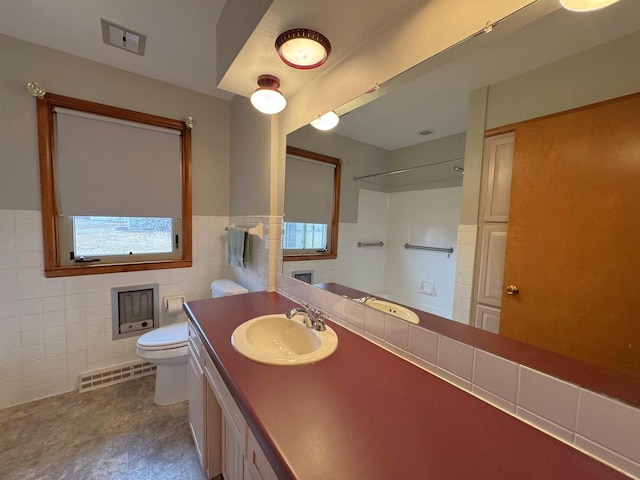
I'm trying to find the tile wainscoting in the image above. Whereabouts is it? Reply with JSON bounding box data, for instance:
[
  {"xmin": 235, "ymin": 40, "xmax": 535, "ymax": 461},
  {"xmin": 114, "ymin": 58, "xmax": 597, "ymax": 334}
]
[
  {"xmin": 276, "ymin": 272, "xmax": 640, "ymax": 479},
  {"xmin": 0, "ymin": 210, "xmax": 232, "ymax": 409}
]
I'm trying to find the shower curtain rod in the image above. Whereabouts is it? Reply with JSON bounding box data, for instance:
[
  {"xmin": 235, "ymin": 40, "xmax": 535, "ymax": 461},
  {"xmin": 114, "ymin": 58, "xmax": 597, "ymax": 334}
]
[{"xmin": 353, "ymin": 157, "xmax": 464, "ymax": 181}]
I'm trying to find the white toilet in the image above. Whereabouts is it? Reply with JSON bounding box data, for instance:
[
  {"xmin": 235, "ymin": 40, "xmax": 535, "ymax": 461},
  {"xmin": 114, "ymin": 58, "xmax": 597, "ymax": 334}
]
[{"xmin": 136, "ymin": 279, "xmax": 248, "ymax": 405}]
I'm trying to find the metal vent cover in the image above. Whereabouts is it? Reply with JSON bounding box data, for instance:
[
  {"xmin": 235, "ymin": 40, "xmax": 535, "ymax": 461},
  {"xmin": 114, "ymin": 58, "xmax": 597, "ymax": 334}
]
[{"xmin": 101, "ymin": 18, "xmax": 147, "ymax": 56}]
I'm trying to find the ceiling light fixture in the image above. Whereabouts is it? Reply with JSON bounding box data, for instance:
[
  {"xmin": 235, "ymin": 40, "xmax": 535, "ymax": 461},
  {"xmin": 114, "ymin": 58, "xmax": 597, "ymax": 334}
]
[
  {"xmin": 418, "ymin": 129, "xmax": 435, "ymax": 136},
  {"xmin": 310, "ymin": 111, "xmax": 339, "ymax": 131},
  {"xmin": 275, "ymin": 29, "xmax": 331, "ymax": 69},
  {"xmin": 559, "ymin": 0, "xmax": 621, "ymax": 11},
  {"xmin": 250, "ymin": 75, "xmax": 286, "ymax": 115}
]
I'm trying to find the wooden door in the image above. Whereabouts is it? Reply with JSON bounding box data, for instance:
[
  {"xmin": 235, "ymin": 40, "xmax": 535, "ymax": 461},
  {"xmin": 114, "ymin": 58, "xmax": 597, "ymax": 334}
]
[{"xmin": 500, "ymin": 93, "xmax": 640, "ymax": 378}]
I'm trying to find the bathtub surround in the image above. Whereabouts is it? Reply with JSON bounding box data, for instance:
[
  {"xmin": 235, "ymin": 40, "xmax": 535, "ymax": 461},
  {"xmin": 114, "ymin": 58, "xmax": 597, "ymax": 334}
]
[
  {"xmin": 276, "ymin": 272, "xmax": 640, "ymax": 478},
  {"xmin": 0, "ymin": 210, "xmax": 233, "ymax": 409},
  {"xmin": 283, "ymin": 187, "xmax": 462, "ymax": 319}
]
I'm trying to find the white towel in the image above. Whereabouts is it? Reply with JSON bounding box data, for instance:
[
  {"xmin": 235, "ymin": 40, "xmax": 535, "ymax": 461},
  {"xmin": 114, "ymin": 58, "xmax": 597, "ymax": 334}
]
[{"xmin": 226, "ymin": 227, "xmax": 247, "ymax": 268}]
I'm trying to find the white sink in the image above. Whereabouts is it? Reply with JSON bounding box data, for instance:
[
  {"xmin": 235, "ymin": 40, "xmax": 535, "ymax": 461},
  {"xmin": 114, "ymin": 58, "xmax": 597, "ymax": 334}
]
[
  {"xmin": 365, "ymin": 299, "xmax": 420, "ymax": 324},
  {"xmin": 231, "ymin": 314, "xmax": 338, "ymax": 366}
]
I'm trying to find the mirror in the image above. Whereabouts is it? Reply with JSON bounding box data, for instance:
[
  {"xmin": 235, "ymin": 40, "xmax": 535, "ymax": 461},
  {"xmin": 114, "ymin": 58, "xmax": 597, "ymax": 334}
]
[{"xmin": 284, "ymin": 0, "xmax": 640, "ymax": 402}]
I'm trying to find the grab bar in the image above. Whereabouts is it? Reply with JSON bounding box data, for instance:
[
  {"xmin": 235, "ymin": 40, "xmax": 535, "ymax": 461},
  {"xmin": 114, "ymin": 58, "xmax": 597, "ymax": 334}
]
[
  {"xmin": 357, "ymin": 241, "xmax": 384, "ymax": 248},
  {"xmin": 404, "ymin": 243, "xmax": 454, "ymax": 255}
]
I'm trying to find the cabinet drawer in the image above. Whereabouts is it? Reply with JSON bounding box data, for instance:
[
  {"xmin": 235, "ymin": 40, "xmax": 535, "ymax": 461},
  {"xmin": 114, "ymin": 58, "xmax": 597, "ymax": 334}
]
[
  {"xmin": 188, "ymin": 320, "xmax": 203, "ymax": 358},
  {"xmin": 245, "ymin": 428, "xmax": 278, "ymax": 480}
]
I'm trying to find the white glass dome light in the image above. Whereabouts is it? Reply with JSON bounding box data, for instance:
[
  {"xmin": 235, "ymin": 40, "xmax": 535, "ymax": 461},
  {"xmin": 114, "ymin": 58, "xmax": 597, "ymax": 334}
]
[
  {"xmin": 559, "ymin": 0, "xmax": 621, "ymax": 12},
  {"xmin": 250, "ymin": 75, "xmax": 287, "ymax": 115},
  {"xmin": 310, "ymin": 111, "xmax": 340, "ymax": 131}
]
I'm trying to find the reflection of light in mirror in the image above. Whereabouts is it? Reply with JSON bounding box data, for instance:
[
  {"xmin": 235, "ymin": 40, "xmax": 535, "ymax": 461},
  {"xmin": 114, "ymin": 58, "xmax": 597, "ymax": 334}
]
[
  {"xmin": 310, "ymin": 111, "xmax": 340, "ymax": 131},
  {"xmin": 560, "ymin": 0, "xmax": 621, "ymax": 12}
]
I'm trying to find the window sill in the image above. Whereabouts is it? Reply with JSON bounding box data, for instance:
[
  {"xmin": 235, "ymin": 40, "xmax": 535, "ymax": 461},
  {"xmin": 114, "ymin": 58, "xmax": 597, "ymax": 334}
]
[
  {"xmin": 44, "ymin": 259, "xmax": 192, "ymax": 278},
  {"xmin": 283, "ymin": 253, "xmax": 337, "ymax": 262}
]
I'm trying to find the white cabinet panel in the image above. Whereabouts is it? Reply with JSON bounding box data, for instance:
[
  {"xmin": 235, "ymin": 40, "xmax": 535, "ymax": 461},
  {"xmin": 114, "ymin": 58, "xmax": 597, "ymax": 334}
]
[
  {"xmin": 477, "ymin": 225, "xmax": 508, "ymax": 308},
  {"xmin": 188, "ymin": 342, "xmax": 206, "ymax": 470},
  {"xmin": 476, "ymin": 304, "xmax": 501, "ymax": 334},
  {"xmin": 222, "ymin": 412, "xmax": 244, "ymax": 480},
  {"xmin": 483, "ymin": 133, "xmax": 514, "ymax": 222}
]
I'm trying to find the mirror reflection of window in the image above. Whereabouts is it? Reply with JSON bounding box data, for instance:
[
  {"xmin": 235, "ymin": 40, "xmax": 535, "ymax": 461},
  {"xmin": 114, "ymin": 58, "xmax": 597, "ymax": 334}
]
[{"xmin": 283, "ymin": 147, "xmax": 341, "ymax": 260}]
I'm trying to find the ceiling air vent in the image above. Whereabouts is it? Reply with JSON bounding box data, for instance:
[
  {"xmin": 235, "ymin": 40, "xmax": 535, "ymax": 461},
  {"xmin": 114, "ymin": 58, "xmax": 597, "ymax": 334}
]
[{"xmin": 101, "ymin": 19, "xmax": 147, "ymax": 56}]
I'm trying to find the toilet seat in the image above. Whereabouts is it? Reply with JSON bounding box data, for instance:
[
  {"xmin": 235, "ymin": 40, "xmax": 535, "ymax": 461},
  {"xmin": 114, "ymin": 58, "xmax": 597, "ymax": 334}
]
[{"xmin": 137, "ymin": 321, "xmax": 188, "ymax": 351}]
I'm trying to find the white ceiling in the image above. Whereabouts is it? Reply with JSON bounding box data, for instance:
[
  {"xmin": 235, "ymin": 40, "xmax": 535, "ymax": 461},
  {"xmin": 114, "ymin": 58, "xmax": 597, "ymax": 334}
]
[
  {"xmin": 216, "ymin": 0, "xmax": 418, "ymax": 98},
  {"xmin": 0, "ymin": 0, "xmax": 232, "ymax": 99},
  {"xmin": 332, "ymin": 1, "xmax": 640, "ymax": 151}
]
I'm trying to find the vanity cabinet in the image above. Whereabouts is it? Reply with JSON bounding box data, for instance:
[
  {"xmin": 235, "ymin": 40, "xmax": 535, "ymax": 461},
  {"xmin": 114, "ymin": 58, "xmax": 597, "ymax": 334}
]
[{"xmin": 188, "ymin": 320, "xmax": 277, "ymax": 480}]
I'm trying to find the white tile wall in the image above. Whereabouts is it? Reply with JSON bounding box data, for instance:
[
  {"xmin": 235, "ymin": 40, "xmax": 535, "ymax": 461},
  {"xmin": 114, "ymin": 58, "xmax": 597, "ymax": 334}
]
[
  {"xmin": 227, "ymin": 215, "xmax": 280, "ymax": 292},
  {"xmin": 452, "ymin": 224, "xmax": 477, "ymax": 324},
  {"xmin": 276, "ymin": 272, "xmax": 640, "ymax": 479},
  {"xmin": 0, "ymin": 210, "xmax": 231, "ymax": 409}
]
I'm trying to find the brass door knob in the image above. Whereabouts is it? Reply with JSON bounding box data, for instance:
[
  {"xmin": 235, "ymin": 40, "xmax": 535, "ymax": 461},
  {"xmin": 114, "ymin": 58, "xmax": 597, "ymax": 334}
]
[{"xmin": 506, "ymin": 284, "xmax": 519, "ymax": 296}]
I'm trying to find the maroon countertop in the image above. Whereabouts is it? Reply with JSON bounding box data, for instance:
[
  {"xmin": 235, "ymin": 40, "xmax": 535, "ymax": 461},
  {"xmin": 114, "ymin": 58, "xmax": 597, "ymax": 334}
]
[
  {"xmin": 317, "ymin": 282, "xmax": 640, "ymax": 408},
  {"xmin": 185, "ymin": 292, "xmax": 629, "ymax": 480}
]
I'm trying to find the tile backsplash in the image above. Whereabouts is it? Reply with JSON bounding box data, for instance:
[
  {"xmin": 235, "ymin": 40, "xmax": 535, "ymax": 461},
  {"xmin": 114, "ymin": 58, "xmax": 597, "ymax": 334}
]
[{"xmin": 276, "ymin": 272, "xmax": 640, "ymax": 479}]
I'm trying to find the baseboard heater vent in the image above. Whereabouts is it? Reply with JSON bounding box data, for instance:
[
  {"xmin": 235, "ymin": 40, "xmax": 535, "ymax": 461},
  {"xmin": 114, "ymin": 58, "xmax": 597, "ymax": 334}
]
[{"xmin": 79, "ymin": 360, "xmax": 156, "ymax": 393}]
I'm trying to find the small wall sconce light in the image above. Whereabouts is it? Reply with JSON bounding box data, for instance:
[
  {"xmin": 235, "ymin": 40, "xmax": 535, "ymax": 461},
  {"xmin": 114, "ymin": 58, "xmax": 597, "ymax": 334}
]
[
  {"xmin": 183, "ymin": 116, "xmax": 197, "ymax": 129},
  {"xmin": 310, "ymin": 111, "xmax": 340, "ymax": 131},
  {"xmin": 453, "ymin": 166, "xmax": 465, "ymax": 174},
  {"xmin": 26, "ymin": 81, "xmax": 46, "ymax": 99},
  {"xmin": 250, "ymin": 75, "xmax": 286, "ymax": 115},
  {"xmin": 275, "ymin": 29, "xmax": 331, "ymax": 69},
  {"xmin": 559, "ymin": 0, "xmax": 621, "ymax": 11}
]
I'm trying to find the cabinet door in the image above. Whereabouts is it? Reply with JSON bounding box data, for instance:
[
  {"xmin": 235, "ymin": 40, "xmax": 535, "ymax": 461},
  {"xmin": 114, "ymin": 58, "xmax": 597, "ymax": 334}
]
[
  {"xmin": 188, "ymin": 345, "xmax": 206, "ymax": 469},
  {"xmin": 244, "ymin": 428, "xmax": 278, "ymax": 480},
  {"xmin": 222, "ymin": 412, "xmax": 244, "ymax": 480},
  {"xmin": 477, "ymin": 224, "xmax": 508, "ymax": 308},
  {"xmin": 483, "ymin": 132, "xmax": 514, "ymax": 222},
  {"xmin": 206, "ymin": 381, "xmax": 222, "ymax": 478},
  {"xmin": 476, "ymin": 304, "xmax": 501, "ymax": 334}
]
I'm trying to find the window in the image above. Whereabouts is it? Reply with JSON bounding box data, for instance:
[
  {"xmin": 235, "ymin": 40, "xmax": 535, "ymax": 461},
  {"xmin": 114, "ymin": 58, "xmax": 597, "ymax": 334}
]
[
  {"xmin": 283, "ymin": 222, "xmax": 329, "ymax": 252},
  {"xmin": 36, "ymin": 93, "xmax": 192, "ymax": 277},
  {"xmin": 283, "ymin": 147, "xmax": 341, "ymax": 261}
]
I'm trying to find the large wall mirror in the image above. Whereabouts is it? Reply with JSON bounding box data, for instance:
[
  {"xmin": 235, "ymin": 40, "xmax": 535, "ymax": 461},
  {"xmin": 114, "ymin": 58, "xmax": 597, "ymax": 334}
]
[{"xmin": 284, "ymin": 1, "xmax": 640, "ymax": 405}]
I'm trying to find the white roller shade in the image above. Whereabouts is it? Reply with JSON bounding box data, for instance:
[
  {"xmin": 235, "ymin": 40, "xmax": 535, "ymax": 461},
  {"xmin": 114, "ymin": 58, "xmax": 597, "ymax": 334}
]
[
  {"xmin": 54, "ymin": 107, "xmax": 182, "ymax": 218},
  {"xmin": 285, "ymin": 154, "xmax": 335, "ymax": 224}
]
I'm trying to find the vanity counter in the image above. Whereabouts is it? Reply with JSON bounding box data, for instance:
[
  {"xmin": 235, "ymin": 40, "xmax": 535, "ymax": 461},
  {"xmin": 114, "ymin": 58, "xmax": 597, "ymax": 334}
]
[{"xmin": 185, "ymin": 292, "xmax": 629, "ymax": 480}]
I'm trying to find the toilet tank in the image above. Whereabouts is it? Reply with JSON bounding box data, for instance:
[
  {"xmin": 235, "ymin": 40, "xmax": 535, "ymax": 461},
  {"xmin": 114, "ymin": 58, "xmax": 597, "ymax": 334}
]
[{"xmin": 211, "ymin": 279, "xmax": 249, "ymax": 298}]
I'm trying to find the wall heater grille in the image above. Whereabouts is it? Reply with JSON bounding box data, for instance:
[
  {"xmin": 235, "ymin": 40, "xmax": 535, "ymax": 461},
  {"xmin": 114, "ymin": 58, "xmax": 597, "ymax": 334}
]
[{"xmin": 79, "ymin": 360, "xmax": 156, "ymax": 393}]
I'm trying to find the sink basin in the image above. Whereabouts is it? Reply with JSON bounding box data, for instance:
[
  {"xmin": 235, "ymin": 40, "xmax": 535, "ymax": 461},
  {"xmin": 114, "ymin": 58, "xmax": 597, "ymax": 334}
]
[
  {"xmin": 231, "ymin": 314, "xmax": 338, "ymax": 366},
  {"xmin": 365, "ymin": 299, "xmax": 419, "ymax": 324}
]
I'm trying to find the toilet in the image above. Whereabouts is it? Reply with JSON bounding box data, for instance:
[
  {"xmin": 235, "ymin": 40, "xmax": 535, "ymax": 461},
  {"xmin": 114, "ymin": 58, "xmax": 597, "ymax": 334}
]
[{"xmin": 136, "ymin": 279, "xmax": 248, "ymax": 405}]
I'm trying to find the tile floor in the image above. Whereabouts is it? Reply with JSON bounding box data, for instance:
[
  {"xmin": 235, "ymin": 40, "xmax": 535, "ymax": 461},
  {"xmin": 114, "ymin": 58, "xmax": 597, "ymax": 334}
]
[{"xmin": 0, "ymin": 375, "xmax": 209, "ymax": 480}]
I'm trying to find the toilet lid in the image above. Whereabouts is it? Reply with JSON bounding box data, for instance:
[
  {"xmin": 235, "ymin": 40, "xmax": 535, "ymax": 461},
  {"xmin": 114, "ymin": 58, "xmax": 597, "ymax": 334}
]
[{"xmin": 137, "ymin": 321, "xmax": 188, "ymax": 350}]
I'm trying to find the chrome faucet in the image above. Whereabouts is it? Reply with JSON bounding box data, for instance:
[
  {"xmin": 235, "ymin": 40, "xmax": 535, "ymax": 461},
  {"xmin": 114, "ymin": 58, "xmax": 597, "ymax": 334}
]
[
  {"xmin": 285, "ymin": 304, "xmax": 327, "ymax": 331},
  {"xmin": 355, "ymin": 295, "xmax": 376, "ymax": 304}
]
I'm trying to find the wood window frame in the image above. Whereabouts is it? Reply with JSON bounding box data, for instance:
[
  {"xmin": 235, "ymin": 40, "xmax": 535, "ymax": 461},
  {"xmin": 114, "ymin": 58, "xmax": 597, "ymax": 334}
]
[
  {"xmin": 36, "ymin": 93, "xmax": 192, "ymax": 277},
  {"xmin": 283, "ymin": 146, "xmax": 341, "ymax": 262}
]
